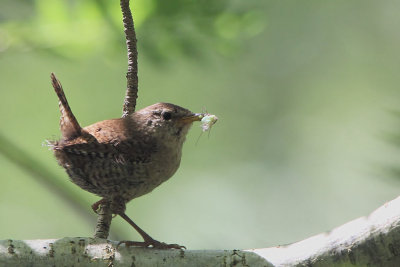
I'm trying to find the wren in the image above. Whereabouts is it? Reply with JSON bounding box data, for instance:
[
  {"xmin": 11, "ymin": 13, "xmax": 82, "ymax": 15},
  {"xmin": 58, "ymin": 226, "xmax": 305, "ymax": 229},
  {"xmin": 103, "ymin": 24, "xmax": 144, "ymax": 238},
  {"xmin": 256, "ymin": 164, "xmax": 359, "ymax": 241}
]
[{"xmin": 48, "ymin": 73, "xmax": 202, "ymax": 249}]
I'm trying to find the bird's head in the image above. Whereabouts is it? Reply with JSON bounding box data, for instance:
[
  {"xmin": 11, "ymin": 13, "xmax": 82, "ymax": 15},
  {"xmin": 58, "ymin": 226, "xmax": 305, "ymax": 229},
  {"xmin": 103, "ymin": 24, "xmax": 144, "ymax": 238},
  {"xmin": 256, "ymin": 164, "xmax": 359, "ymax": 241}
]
[{"xmin": 132, "ymin": 102, "xmax": 202, "ymax": 143}]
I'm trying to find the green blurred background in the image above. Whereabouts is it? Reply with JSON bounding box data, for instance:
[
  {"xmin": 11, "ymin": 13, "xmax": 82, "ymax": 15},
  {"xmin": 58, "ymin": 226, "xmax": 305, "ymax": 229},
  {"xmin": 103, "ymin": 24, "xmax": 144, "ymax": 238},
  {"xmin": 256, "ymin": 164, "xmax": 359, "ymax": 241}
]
[{"xmin": 1, "ymin": 0, "xmax": 400, "ymax": 250}]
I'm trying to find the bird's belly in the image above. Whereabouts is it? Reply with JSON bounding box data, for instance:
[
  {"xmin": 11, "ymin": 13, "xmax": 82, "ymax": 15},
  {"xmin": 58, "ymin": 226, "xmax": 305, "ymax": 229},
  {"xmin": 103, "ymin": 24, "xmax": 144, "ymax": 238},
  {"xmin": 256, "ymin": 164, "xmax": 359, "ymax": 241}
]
[
  {"xmin": 124, "ymin": 148, "xmax": 182, "ymax": 200},
  {"xmin": 55, "ymin": 141, "xmax": 183, "ymax": 202}
]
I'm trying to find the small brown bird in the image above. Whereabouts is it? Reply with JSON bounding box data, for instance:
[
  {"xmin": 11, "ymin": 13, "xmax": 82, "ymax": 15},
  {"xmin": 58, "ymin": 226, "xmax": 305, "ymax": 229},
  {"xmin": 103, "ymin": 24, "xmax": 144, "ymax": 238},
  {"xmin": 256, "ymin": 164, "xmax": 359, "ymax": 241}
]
[{"xmin": 48, "ymin": 73, "xmax": 203, "ymax": 249}]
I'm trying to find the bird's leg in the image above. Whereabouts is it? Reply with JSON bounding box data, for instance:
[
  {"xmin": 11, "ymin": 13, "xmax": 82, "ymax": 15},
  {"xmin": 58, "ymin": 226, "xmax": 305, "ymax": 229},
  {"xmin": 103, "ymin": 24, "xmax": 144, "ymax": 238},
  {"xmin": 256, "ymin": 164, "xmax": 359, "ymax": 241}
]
[
  {"xmin": 117, "ymin": 212, "xmax": 185, "ymax": 249},
  {"xmin": 108, "ymin": 196, "xmax": 184, "ymax": 249}
]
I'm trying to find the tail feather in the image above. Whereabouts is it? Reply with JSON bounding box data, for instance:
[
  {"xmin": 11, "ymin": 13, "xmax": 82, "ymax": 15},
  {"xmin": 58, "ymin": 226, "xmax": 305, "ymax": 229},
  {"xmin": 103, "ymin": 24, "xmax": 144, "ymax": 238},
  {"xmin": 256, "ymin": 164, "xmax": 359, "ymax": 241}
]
[{"xmin": 51, "ymin": 73, "xmax": 81, "ymax": 140}]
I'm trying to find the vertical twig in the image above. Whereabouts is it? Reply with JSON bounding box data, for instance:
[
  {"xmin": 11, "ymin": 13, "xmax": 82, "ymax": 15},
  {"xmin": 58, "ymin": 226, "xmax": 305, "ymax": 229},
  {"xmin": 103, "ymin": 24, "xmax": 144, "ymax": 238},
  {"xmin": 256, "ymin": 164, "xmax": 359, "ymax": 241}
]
[{"xmin": 120, "ymin": 0, "xmax": 139, "ymax": 117}]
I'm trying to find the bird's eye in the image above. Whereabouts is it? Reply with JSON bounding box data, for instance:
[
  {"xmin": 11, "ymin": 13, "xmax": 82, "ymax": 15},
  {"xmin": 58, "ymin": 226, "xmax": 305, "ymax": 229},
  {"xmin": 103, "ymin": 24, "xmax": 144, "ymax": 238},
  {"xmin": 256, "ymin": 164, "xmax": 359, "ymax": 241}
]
[{"xmin": 162, "ymin": 111, "xmax": 172, "ymax": 121}]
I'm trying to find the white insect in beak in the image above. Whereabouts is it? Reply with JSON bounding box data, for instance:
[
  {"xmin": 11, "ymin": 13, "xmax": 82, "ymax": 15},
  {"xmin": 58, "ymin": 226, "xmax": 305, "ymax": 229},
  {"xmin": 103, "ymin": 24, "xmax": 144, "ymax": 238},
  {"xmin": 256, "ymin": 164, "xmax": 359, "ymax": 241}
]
[{"xmin": 200, "ymin": 114, "xmax": 218, "ymax": 132}]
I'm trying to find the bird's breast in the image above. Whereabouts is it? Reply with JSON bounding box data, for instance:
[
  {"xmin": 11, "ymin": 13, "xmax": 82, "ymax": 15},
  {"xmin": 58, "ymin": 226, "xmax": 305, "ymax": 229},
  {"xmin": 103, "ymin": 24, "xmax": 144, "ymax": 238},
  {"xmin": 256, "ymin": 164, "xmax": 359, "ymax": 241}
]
[
  {"xmin": 116, "ymin": 139, "xmax": 184, "ymax": 200},
  {"xmin": 147, "ymin": 142, "xmax": 182, "ymax": 183}
]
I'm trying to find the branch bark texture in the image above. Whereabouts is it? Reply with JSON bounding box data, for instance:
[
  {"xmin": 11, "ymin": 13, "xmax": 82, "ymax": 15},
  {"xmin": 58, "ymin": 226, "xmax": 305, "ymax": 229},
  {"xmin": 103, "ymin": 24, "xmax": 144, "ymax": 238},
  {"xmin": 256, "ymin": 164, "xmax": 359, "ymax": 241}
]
[{"xmin": 2, "ymin": 196, "xmax": 400, "ymax": 266}]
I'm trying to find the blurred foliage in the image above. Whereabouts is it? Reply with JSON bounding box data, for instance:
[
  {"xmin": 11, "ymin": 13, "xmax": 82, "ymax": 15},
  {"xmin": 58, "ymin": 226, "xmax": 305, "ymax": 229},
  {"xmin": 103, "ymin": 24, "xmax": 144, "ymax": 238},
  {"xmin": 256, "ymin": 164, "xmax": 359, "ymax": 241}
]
[
  {"xmin": 382, "ymin": 110, "xmax": 400, "ymax": 180},
  {"xmin": 0, "ymin": 0, "xmax": 265, "ymax": 60}
]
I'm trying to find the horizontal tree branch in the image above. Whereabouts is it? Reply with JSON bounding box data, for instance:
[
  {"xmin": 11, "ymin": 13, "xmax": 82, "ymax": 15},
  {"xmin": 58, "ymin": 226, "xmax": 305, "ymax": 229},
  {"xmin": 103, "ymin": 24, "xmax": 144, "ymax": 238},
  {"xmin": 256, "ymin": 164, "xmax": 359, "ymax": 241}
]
[{"xmin": 1, "ymin": 196, "xmax": 400, "ymax": 266}]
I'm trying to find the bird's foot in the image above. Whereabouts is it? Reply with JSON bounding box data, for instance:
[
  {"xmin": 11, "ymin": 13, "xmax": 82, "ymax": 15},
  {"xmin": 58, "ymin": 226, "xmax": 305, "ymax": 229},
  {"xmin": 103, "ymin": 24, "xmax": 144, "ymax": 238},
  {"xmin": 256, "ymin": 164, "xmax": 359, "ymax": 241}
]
[
  {"xmin": 116, "ymin": 212, "xmax": 185, "ymax": 249},
  {"xmin": 117, "ymin": 239, "xmax": 185, "ymax": 250}
]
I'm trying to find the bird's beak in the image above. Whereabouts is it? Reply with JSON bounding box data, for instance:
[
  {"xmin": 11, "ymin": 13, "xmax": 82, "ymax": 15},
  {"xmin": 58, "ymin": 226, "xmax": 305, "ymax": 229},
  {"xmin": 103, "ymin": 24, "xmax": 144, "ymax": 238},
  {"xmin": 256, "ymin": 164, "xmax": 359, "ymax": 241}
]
[{"xmin": 180, "ymin": 113, "xmax": 203, "ymax": 123}]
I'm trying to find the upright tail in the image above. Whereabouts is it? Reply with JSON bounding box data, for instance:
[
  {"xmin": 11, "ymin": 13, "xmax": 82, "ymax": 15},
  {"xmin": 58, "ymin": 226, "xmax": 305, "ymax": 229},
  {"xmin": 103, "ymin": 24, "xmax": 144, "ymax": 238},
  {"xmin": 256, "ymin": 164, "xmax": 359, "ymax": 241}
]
[{"xmin": 51, "ymin": 73, "xmax": 82, "ymax": 140}]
